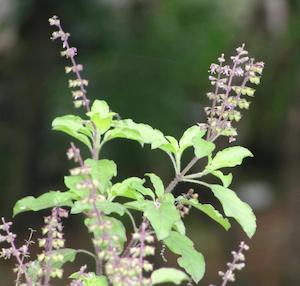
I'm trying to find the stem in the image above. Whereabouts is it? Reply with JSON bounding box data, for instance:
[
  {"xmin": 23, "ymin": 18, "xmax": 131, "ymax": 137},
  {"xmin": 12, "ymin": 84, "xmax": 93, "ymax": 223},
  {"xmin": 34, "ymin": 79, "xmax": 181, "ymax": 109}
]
[
  {"xmin": 91, "ymin": 127, "xmax": 101, "ymax": 160},
  {"xmin": 123, "ymin": 155, "xmax": 201, "ymax": 258},
  {"xmin": 122, "ymin": 217, "xmax": 149, "ymax": 258},
  {"xmin": 220, "ymin": 244, "xmax": 246, "ymax": 286},
  {"xmin": 165, "ymin": 156, "xmax": 199, "ymax": 193},
  {"xmin": 207, "ymin": 59, "xmax": 223, "ymax": 140},
  {"xmin": 167, "ymin": 152, "xmax": 179, "ymax": 175},
  {"xmin": 183, "ymin": 172, "xmax": 205, "ymax": 179},
  {"xmin": 77, "ymin": 249, "xmax": 97, "ymax": 260},
  {"xmin": 124, "ymin": 209, "xmax": 138, "ymax": 232},
  {"xmin": 139, "ymin": 222, "xmax": 146, "ymax": 283},
  {"xmin": 1, "ymin": 218, "xmax": 33, "ymax": 286},
  {"xmin": 16, "ymin": 228, "xmax": 35, "ymax": 286},
  {"xmin": 57, "ymin": 21, "xmax": 105, "ymax": 271},
  {"xmin": 91, "ymin": 195, "xmax": 105, "ymax": 275},
  {"xmin": 42, "ymin": 210, "xmax": 57, "ymax": 286},
  {"xmin": 175, "ymin": 153, "xmax": 181, "ymax": 173},
  {"xmin": 208, "ymin": 59, "xmax": 238, "ymax": 141},
  {"xmin": 181, "ymin": 178, "xmax": 208, "ymax": 187},
  {"xmin": 210, "ymin": 72, "xmax": 250, "ymax": 142}
]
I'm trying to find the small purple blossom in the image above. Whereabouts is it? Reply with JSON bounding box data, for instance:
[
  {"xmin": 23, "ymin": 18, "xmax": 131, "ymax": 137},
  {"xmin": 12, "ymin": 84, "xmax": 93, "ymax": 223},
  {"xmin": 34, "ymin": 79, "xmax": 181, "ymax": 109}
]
[
  {"xmin": 49, "ymin": 15, "xmax": 90, "ymax": 111},
  {"xmin": 0, "ymin": 218, "xmax": 35, "ymax": 285},
  {"xmin": 210, "ymin": 241, "xmax": 250, "ymax": 286},
  {"xmin": 205, "ymin": 44, "xmax": 264, "ymax": 142}
]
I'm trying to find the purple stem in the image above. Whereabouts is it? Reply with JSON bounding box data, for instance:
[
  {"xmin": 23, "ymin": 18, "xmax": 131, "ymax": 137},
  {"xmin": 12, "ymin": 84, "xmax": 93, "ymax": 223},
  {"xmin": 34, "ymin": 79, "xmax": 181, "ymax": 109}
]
[
  {"xmin": 55, "ymin": 22, "xmax": 91, "ymax": 112},
  {"xmin": 1, "ymin": 218, "xmax": 33, "ymax": 286}
]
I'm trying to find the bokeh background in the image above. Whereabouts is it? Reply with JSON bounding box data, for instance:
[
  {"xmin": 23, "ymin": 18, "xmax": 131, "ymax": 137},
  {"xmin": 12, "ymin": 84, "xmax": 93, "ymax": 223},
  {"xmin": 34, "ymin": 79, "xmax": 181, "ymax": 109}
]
[{"xmin": 1, "ymin": 0, "xmax": 300, "ymax": 285}]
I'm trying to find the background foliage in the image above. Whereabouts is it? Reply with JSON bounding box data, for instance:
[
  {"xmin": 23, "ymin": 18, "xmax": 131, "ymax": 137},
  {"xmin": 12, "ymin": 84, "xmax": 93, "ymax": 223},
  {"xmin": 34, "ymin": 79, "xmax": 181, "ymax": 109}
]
[{"xmin": 1, "ymin": 0, "xmax": 300, "ymax": 285}]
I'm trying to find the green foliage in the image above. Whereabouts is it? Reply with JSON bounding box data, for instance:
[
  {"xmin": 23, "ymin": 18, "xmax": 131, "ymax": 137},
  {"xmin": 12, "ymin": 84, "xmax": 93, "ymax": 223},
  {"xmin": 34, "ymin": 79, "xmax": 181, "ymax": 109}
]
[
  {"xmin": 207, "ymin": 184, "xmax": 256, "ymax": 238},
  {"xmin": 178, "ymin": 197, "xmax": 231, "ymax": 230},
  {"xmin": 13, "ymin": 191, "xmax": 74, "ymax": 217},
  {"xmin": 109, "ymin": 177, "xmax": 153, "ymax": 201},
  {"xmin": 65, "ymin": 175, "xmax": 90, "ymax": 199},
  {"xmin": 192, "ymin": 134, "xmax": 216, "ymax": 159},
  {"xmin": 69, "ymin": 272, "xmax": 108, "ymax": 286},
  {"xmin": 26, "ymin": 248, "xmax": 78, "ymax": 283},
  {"xmin": 178, "ymin": 126, "xmax": 206, "ymax": 155},
  {"xmin": 86, "ymin": 100, "xmax": 115, "ymax": 134},
  {"xmin": 13, "ymin": 93, "xmax": 257, "ymax": 284},
  {"xmin": 71, "ymin": 200, "xmax": 125, "ymax": 216},
  {"xmin": 81, "ymin": 275, "xmax": 108, "ymax": 286},
  {"xmin": 151, "ymin": 268, "xmax": 189, "ymax": 285},
  {"xmin": 14, "ymin": 98, "xmax": 257, "ymax": 283},
  {"xmin": 145, "ymin": 173, "xmax": 165, "ymax": 198},
  {"xmin": 205, "ymin": 146, "xmax": 253, "ymax": 171},
  {"xmin": 6, "ymin": 21, "xmax": 262, "ymax": 285},
  {"xmin": 52, "ymin": 115, "xmax": 92, "ymax": 149},
  {"xmin": 144, "ymin": 199, "xmax": 181, "ymax": 240},
  {"xmin": 50, "ymin": 248, "xmax": 78, "ymax": 268},
  {"xmin": 85, "ymin": 159, "xmax": 117, "ymax": 192},
  {"xmin": 211, "ymin": 170, "xmax": 233, "ymax": 188},
  {"xmin": 85, "ymin": 216, "xmax": 127, "ymax": 253},
  {"xmin": 103, "ymin": 118, "xmax": 167, "ymax": 148},
  {"xmin": 164, "ymin": 231, "xmax": 205, "ymax": 283}
]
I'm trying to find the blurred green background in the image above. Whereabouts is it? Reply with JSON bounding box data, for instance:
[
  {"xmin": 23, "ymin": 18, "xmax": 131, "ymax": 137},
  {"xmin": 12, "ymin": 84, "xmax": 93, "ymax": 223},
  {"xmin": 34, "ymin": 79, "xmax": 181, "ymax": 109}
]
[{"xmin": 1, "ymin": 0, "xmax": 300, "ymax": 285}]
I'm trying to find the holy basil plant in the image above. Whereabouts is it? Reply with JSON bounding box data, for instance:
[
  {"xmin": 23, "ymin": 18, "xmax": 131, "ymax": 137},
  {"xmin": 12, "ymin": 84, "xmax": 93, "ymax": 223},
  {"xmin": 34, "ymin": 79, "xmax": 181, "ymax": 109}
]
[{"xmin": 1, "ymin": 15, "xmax": 264, "ymax": 286}]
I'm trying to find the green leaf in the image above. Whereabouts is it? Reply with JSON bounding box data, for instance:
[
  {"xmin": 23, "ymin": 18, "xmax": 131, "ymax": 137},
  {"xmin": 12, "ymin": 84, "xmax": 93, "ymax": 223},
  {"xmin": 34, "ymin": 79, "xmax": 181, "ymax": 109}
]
[
  {"xmin": 164, "ymin": 231, "xmax": 205, "ymax": 283},
  {"xmin": 71, "ymin": 200, "xmax": 126, "ymax": 216},
  {"xmin": 162, "ymin": 193, "xmax": 176, "ymax": 203},
  {"xmin": 131, "ymin": 123, "xmax": 167, "ymax": 148},
  {"xmin": 151, "ymin": 268, "xmax": 189, "ymax": 285},
  {"xmin": 206, "ymin": 146, "xmax": 253, "ymax": 171},
  {"xmin": 208, "ymin": 184, "xmax": 256, "ymax": 238},
  {"xmin": 124, "ymin": 200, "xmax": 146, "ymax": 211},
  {"xmin": 179, "ymin": 198, "xmax": 231, "ymax": 230},
  {"xmin": 27, "ymin": 248, "xmax": 77, "ymax": 282},
  {"xmin": 85, "ymin": 216, "xmax": 126, "ymax": 253},
  {"xmin": 64, "ymin": 175, "xmax": 89, "ymax": 199},
  {"xmin": 26, "ymin": 261, "xmax": 41, "ymax": 282},
  {"xmin": 97, "ymin": 201, "xmax": 125, "ymax": 216},
  {"xmin": 173, "ymin": 219, "xmax": 186, "ymax": 235},
  {"xmin": 50, "ymin": 248, "xmax": 77, "ymax": 268},
  {"xmin": 211, "ymin": 171, "xmax": 233, "ymax": 188},
  {"xmin": 71, "ymin": 201, "xmax": 90, "ymax": 214},
  {"xmin": 146, "ymin": 173, "xmax": 165, "ymax": 198},
  {"xmin": 85, "ymin": 159, "xmax": 117, "ymax": 193},
  {"xmin": 13, "ymin": 191, "xmax": 74, "ymax": 217},
  {"xmin": 70, "ymin": 272, "xmax": 108, "ymax": 286},
  {"xmin": 110, "ymin": 179, "xmax": 144, "ymax": 201},
  {"xmin": 65, "ymin": 175, "xmax": 84, "ymax": 190},
  {"xmin": 52, "ymin": 115, "xmax": 92, "ymax": 148},
  {"xmin": 179, "ymin": 126, "xmax": 206, "ymax": 154},
  {"xmin": 111, "ymin": 119, "xmax": 168, "ymax": 148},
  {"xmin": 86, "ymin": 100, "xmax": 115, "ymax": 134},
  {"xmin": 103, "ymin": 128, "xmax": 142, "ymax": 143},
  {"xmin": 164, "ymin": 136, "xmax": 179, "ymax": 153},
  {"xmin": 147, "ymin": 134, "xmax": 180, "ymax": 154},
  {"xmin": 106, "ymin": 119, "xmax": 188, "ymax": 157},
  {"xmin": 144, "ymin": 201, "xmax": 180, "ymax": 240},
  {"xmin": 130, "ymin": 179, "xmax": 155, "ymax": 199},
  {"xmin": 192, "ymin": 134, "xmax": 215, "ymax": 159},
  {"xmin": 110, "ymin": 177, "xmax": 155, "ymax": 200},
  {"xmin": 89, "ymin": 100, "xmax": 110, "ymax": 118},
  {"xmin": 81, "ymin": 275, "xmax": 108, "ymax": 286}
]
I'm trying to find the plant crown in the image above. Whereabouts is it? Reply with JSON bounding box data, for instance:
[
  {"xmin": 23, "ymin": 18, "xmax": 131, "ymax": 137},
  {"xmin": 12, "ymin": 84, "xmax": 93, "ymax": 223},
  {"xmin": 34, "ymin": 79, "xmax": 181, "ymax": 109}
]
[{"xmin": 0, "ymin": 16, "xmax": 264, "ymax": 286}]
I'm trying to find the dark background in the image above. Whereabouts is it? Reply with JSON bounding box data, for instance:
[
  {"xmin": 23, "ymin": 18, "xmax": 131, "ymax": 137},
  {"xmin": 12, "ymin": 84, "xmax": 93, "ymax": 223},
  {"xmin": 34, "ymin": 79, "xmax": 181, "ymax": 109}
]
[{"xmin": 1, "ymin": 0, "xmax": 300, "ymax": 285}]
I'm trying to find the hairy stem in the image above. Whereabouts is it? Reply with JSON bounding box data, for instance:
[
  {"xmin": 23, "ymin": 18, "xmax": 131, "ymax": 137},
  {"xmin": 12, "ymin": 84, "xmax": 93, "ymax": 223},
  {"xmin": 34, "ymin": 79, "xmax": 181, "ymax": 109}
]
[
  {"xmin": 16, "ymin": 229, "xmax": 35, "ymax": 286},
  {"xmin": 1, "ymin": 218, "xmax": 33, "ymax": 286}
]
